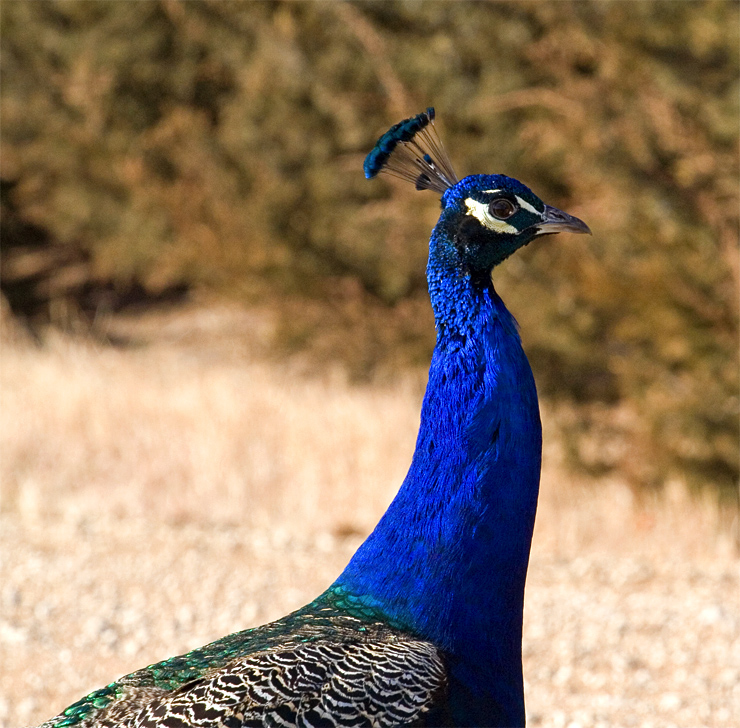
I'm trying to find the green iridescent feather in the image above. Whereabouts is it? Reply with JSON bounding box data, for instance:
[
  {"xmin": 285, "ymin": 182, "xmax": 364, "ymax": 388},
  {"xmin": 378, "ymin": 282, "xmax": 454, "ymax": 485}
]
[{"xmin": 43, "ymin": 586, "xmax": 404, "ymax": 727}]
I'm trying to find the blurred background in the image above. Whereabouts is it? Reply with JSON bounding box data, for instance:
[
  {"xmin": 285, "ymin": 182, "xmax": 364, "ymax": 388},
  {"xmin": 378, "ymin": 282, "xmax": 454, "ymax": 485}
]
[
  {"xmin": 2, "ymin": 0, "xmax": 738, "ymax": 498},
  {"xmin": 1, "ymin": 2, "xmax": 739, "ymax": 726}
]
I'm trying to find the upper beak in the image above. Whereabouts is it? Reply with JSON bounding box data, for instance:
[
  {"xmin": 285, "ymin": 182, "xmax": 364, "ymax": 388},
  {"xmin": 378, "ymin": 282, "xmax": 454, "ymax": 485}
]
[{"xmin": 534, "ymin": 204, "xmax": 592, "ymax": 236}]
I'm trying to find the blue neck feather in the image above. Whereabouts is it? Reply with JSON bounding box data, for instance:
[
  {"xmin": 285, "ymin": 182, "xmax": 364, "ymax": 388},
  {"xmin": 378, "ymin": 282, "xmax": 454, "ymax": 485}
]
[{"xmin": 334, "ymin": 213, "xmax": 543, "ymax": 726}]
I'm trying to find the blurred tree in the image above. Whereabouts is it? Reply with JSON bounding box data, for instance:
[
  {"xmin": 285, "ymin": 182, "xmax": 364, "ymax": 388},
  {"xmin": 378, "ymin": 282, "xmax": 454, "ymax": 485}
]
[{"xmin": 1, "ymin": 0, "xmax": 737, "ymax": 497}]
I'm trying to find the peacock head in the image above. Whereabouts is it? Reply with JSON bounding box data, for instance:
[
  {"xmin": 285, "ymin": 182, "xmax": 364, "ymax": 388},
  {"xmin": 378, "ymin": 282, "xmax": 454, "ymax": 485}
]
[{"xmin": 364, "ymin": 108, "xmax": 591, "ymax": 278}]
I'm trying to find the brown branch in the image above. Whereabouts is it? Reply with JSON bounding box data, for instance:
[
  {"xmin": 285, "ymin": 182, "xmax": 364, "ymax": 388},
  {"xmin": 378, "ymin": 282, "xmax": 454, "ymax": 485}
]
[{"xmin": 332, "ymin": 2, "xmax": 411, "ymax": 118}]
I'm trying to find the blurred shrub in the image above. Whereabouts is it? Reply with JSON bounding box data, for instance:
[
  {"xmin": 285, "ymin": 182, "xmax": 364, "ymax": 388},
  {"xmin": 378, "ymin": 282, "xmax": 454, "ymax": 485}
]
[{"xmin": 1, "ymin": 0, "xmax": 737, "ymax": 497}]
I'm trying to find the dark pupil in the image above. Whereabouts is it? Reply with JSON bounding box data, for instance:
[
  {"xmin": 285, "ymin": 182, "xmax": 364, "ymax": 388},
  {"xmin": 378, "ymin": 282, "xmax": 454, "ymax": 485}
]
[{"xmin": 489, "ymin": 199, "xmax": 516, "ymax": 219}]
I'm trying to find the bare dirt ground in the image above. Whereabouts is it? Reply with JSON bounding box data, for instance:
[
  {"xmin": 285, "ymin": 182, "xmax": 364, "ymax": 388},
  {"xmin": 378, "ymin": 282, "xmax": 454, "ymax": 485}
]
[{"xmin": 1, "ymin": 305, "xmax": 738, "ymax": 727}]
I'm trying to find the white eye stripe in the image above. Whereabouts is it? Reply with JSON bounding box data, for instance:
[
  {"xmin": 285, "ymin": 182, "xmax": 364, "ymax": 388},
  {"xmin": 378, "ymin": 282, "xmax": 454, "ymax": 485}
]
[
  {"xmin": 481, "ymin": 190, "xmax": 542, "ymax": 216},
  {"xmin": 464, "ymin": 198, "xmax": 518, "ymax": 234},
  {"xmin": 515, "ymin": 195, "xmax": 542, "ymax": 215}
]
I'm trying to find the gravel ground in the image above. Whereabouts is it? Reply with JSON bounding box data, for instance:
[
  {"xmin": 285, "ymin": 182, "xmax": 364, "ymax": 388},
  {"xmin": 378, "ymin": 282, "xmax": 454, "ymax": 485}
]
[
  {"xmin": 2, "ymin": 513, "xmax": 737, "ymax": 728},
  {"xmin": 1, "ymin": 319, "xmax": 738, "ymax": 727}
]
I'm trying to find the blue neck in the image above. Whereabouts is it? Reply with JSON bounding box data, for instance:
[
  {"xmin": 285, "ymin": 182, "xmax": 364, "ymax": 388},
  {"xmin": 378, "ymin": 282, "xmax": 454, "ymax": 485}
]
[{"xmin": 334, "ymin": 221, "xmax": 542, "ymax": 725}]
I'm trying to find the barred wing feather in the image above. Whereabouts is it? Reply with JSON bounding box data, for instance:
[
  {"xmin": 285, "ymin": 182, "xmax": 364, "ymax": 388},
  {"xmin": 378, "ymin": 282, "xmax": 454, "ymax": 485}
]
[{"xmin": 64, "ymin": 638, "xmax": 447, "ymax": 728}]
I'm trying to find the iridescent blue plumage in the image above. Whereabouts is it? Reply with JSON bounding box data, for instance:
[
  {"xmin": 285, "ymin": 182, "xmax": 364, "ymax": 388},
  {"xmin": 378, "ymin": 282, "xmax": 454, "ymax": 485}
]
[
  {"xmin": 337, "ymin": 176, "xmax": 547, "ymax": 725},
  {"xmin": 38, "ymin": 111, "xmax": 590, "ymax": 728}
]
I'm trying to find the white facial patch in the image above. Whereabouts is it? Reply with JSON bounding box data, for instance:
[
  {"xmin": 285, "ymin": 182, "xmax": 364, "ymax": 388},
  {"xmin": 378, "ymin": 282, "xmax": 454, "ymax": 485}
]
[
  {"xmin": 515, "ymin": 195, "xmax": 542, "ymax": 216},
  {"xmin": 464, "ymin": 198, "xmax": 519, "ymax": 234}
]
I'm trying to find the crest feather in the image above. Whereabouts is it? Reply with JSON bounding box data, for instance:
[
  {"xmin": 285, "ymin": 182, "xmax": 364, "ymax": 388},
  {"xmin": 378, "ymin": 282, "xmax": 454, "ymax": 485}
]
[{"xmin": 363, "ymin": 108, "xmax": 459, "ymax": 193}]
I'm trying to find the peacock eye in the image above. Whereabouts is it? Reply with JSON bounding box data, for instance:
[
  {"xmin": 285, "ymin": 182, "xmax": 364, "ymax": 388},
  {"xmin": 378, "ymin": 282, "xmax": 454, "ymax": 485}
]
[{"xmin": 488, "ymin": 198, "xmax": 517, "ymax": 220}]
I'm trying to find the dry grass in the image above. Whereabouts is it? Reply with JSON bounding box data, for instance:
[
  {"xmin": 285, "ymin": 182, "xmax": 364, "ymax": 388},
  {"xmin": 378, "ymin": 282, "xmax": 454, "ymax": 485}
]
[
  {"xmin": 1, "ymin": 324, "xmax": 414, "ymax": 537},
  {"xmin": 1, "ymin": 305, "xmax": 737, "ymax": 727}
]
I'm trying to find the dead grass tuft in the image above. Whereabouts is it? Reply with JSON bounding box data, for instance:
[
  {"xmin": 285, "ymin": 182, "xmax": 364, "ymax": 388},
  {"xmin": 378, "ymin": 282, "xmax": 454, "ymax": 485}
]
[{"xmin": 1, "ymin": 324, "xmax": 418, "ymax": 536}]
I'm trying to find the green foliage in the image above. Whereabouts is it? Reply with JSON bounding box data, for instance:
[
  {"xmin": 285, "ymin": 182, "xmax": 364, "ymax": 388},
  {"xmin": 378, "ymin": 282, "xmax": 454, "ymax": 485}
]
[{"xmin": 1, "ymin": 0, "xmax": 737, "ymax": 496}]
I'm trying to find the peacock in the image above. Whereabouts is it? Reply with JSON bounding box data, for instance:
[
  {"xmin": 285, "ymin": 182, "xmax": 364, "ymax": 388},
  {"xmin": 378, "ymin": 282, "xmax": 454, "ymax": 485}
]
[{"xmin": 39, "ymin": 108, "xmax": 590, "ymax": 728}]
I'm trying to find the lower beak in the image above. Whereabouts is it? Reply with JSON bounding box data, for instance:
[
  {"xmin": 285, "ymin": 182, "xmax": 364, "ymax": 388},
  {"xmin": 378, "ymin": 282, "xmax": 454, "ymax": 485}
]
[{"xmin": 534, "ymin": 204, "xmax": 592, "ymax": 236}]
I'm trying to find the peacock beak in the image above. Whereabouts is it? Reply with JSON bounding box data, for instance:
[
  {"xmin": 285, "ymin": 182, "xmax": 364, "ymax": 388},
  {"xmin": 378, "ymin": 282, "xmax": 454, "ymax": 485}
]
[{"xmin": 534, "ymin": 205, "xmax": 592, "ymax": 236}]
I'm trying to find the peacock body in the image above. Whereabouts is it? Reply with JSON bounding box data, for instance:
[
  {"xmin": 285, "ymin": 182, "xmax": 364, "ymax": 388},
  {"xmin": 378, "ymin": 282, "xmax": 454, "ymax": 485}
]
[{"xmin": 39, "ymin": 109, "xmax": 590, "ymax": 728}]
